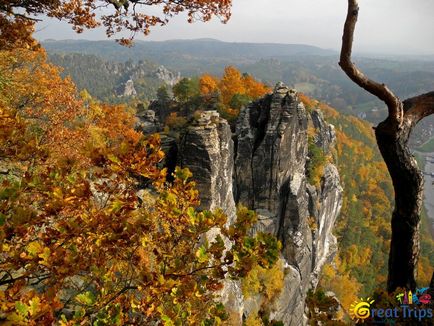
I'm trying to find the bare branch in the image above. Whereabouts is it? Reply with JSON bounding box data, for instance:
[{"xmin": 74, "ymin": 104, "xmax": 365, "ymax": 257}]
[
  {"xmin": 11, "ymin": 12, "xmax": 42, "ymax": 22},
  {"xmin": 0, "ymin": 271, "xmax": 51, "ymax": 286},
  {"xmin": 403, "ymin": 91, "xmax": 434, "ymax": 124},
  {"xmin": 339, "ymin": 0, "xmax": 402, "ymax": 126}
]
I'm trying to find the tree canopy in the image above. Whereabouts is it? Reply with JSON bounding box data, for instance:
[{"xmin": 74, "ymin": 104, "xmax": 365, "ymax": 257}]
[{"xmin": 0, "ymin": 0, "xmax": 232, "ymax": 47}]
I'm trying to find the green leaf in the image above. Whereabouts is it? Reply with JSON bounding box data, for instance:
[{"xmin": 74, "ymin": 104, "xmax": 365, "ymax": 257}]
[
  {"xmin": 110, "ymin": 199, "xmax": 123, "ymax": 213},
  {"xmin": 187, "ymin": 206, "xmax": 196, "ymax": 224},
  {"xmin": 195, "ymin": 245, "xmax": 209, "ymax": 263},
  {"xmin": 161, "ymin": 315, "xmax": 174, "ymax": 326},
  {"xmin": 74, "ymin": 306, "xmax": 86, "ymax": 318},
  {"xmin": 174, "ymin": 167, "xmax": 192, "ymax": 182},
  {"xmin": 15, "ymin": 301, "xmax": 28, "ymax": 317},
  {"xmin": 0, "ymin": 185, "xmax": 18, "ymax": 200},
  {"xmin": 107, "ymin": 154, "xmax": 120, "ymax": 164},
  {"xmin": 111, "ymin": 303, "xmax": 122, "ymax": 325},
  {"xmin": 76, "ymin": 291, "xmax": 96, "ymax": 306}
]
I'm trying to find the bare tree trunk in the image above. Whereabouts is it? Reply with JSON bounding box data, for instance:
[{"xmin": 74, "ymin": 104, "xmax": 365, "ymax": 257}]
[
  {"xmin": 339, "ymin": 0, "xmax": 434, "ymax": 293},
  {"xmin": 375, "ymin": 121, "xmax": 423, "ymax": 291}
]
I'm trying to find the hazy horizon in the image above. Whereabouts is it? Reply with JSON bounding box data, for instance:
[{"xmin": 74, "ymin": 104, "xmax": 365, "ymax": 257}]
[{"xmin": 35, "ymin": 0, "xmax": 434, "ymax": 56}]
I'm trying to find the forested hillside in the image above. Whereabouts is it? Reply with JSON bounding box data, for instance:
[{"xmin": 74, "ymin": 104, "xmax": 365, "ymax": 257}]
[
  {"xmin": 298, "ymin": 96, "xmax": 434, "ymax": 309},
  {"xmin": 44, "ymin": 40, "xmax": 434, "ymax": 124},
  {"xmin": 148, "ymin": 69, "xmax": 434, "ymax": 311},
  {"xmin": 49, "ymin": 53, "xmax": 180, "ymax": 103}
]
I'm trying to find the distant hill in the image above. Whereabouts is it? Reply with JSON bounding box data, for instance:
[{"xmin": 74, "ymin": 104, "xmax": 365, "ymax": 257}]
[{"xmin": 42, "ymin": 38, "xmax": 335, "ymax": 64}]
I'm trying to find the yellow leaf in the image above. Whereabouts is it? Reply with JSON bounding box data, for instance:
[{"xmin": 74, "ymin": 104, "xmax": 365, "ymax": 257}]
[
  {"xmin": 38, "ymin": 247, "xmax": 51, "ymax": 267},
  {"xmin": 53, "ymin": 187, "xmax": 63, "ymax": 199},
  {"xmin": 194, "ymin": 291, "xmax": 202, "ymax": 298},
  {"xmin": 146, "ymin": 303, "xmax": 155, "ymax": 316},
  {"xmin": 64, "ymin": 196, "xmax": 77, "ymax": 203},
  {"xmin": 28, "ymin": 297, "xmax": 41, "ymax": 316},
  {"xmin": 26, "ymin": 241, "xmax": 43, "ymax": 256},
  {"xmin": 107, "ymin": 153, "xmax": 120, "ymax": 164}
]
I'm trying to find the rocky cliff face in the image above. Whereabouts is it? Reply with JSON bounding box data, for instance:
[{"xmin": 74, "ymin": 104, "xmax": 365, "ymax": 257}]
[
  {"xmin": 178, "ymin": 111, "xmax": 237, "ymax": 225},
  {"xmin": 158, "ymin": 84, "xmax": 342, "ymax": 325}
]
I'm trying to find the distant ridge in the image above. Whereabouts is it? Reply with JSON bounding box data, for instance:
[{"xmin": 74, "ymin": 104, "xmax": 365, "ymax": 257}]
[
  {"xmin": 42, "ymin": 38, "xmax": 336, "ymax": 64},
  {"xmin": 162, "ymin": 38, "xmax": 224, "ymax": 43}
]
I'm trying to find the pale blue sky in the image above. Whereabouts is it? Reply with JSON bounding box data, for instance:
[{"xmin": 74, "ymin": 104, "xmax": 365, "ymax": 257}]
[{"xmin": 35, "ymin": 0, "xmax": 434, "ymax": 55}]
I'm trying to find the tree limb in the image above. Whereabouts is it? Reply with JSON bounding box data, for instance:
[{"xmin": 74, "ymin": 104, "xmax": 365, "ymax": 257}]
[
  {"xmin": 403, "ymin": 91, "xmax": 434, "ymax": 125},
  {"xmin": 10, "ymin": 12, "xmax": 42, "ymax": 22},
  {"xmin": 0, "ymin": 271, "xmax": 51, "ymax": 286},
  {"xmin": 339, "ymin": 0, "xmax": 402, "ymax": 126}
]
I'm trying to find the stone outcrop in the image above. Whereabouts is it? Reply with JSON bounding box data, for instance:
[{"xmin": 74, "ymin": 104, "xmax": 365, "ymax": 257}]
[
  {"xmin": 308, "ymin": 164, "xmax": 342, "ymax": 282},
  {"xmin": 149, "ymin": 83, "xmax": 342, "ymax": 325},
  {"xmin": 310, "ymin": 110, "xmax": 336, "ymax": 153},
  {"xmin": 121, "ymin": 79, "xmax": 137, "ymax": 97},
  {"xmin": 154, "ymin": 65, "xmax": 181, "ymax": 86},
  {"xmin": 234, "ymin": 84, "xmax": 312, "ymax": 273},
  {"xmin": 232, "ymin": 84, "xmax": 342, "ymax": 323},
  {"xmin": 177, "ymin": 111, "xmax": 237, "ymax": 224},
  {"xmin": 136, "ymin": 110, "xmax": 160, "ymax": 134}
]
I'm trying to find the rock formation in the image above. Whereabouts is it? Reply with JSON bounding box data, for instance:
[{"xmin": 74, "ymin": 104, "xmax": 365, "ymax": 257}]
[
  {"xmin": 154, "ymin": 65, "xmax": 181, "ymax": 86},
  {"xmin": 152, "ymin": 83, "xmax": 342, "ymax": 325},
  {"xmin": 121, "ymin": 79, "xmax": 137, "ymax": 97},
  {"xmin": 310, "ymin": 110, "xmax": 336, "ymax": 153},
  {"xmin": 136, "ymin": 109, "xmax": 160, "ymax": 134},
  {"xmin": 178, "ymin": 111, "xmax": 237, "ymax": 225}
]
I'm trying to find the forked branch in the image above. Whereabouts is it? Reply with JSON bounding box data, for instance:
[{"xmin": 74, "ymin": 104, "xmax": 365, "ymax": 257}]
[
  {"xmin": 403, "ymin": 91, "xmax": 434, "ymax": 125},
  {"xmin": 339, "ymin": 0, "xmax": 402, "ymax": 126}
]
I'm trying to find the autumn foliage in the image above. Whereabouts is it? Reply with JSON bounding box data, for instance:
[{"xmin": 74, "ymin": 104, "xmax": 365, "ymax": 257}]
[
  {"xmin": 160, "ymin": 67, "xmax": 269, "ymax": 128},
  {"xmin": 0, "ymin": 48, "xmax": 280, "ymax": 325},
  {"xmin": 199, "ymin": 66, "xmax": 270, "ymax": 120},
  {"xmin": 0, "ymin": 0, "xmax": 232, "ymax": 48}
]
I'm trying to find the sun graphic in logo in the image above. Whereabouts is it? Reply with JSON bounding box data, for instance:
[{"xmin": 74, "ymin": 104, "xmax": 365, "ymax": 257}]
[{"xmin": 349, "ymin": 297, "xmax": 375, "ymax": 323}]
